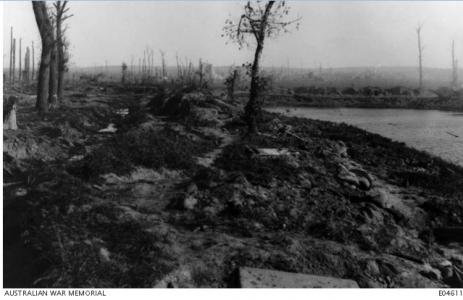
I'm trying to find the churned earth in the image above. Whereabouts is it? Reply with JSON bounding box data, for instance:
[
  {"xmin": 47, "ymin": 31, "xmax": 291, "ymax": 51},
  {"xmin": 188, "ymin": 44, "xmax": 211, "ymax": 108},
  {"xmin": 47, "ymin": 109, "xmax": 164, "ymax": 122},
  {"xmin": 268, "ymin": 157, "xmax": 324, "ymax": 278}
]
[{"xmin": 3, "ymin": 82, "xmax": 463, "ymax": 288}]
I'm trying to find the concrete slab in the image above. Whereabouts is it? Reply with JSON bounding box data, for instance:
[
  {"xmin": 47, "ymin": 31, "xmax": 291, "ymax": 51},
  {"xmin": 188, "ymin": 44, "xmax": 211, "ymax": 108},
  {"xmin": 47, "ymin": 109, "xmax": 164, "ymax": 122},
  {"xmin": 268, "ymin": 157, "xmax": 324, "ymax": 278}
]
[
  {"xmin": 257, "ymin": 148, "xmax": 290, "ymax": 156},
  {"xmin": 239, "ymin": 267, "xmax": 359, "ymax": 288}
]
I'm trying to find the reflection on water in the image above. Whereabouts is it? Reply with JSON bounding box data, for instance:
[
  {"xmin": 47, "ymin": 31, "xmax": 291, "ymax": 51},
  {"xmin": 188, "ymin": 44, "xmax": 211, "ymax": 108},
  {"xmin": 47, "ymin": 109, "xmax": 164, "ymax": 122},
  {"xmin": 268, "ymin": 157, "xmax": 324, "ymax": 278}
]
[{"xmin": 269, "ymin": 107, "xmax": 463, "ymax": 166}]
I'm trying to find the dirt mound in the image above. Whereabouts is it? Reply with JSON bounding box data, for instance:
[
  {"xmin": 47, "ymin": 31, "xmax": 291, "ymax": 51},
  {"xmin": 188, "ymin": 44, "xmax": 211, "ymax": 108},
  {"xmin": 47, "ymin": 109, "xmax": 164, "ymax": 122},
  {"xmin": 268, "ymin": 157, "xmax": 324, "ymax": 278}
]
[{"xmin": 149, "ymin": 88, "xmax": 236, "ymax": 127}]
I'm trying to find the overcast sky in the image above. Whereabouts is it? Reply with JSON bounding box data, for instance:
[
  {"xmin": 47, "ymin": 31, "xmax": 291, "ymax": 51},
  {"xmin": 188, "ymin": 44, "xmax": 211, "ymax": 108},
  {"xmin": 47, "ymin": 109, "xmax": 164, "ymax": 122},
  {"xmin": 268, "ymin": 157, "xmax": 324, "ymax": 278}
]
[{"xmin": 3, "ymin": 1, "xmax": 463, "ymax": 69}]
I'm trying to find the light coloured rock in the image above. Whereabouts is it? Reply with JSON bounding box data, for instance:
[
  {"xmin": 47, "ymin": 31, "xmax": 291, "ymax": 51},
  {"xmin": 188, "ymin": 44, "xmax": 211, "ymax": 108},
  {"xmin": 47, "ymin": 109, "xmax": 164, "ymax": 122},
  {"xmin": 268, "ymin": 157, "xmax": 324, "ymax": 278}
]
[
  {"xmin": 98, "ymin": 123, "xmax": 117, "ymax": 133},
  {"xmin": 15, "ymin": 187, "xmax": 28, "ymax": 197},
  {"xmin": 99, "ymin": 247, "xmax": 111, "ymax": 263},
  {"xmin": 257, "ymin": 148, "xmax": 291, "ymax": 156},
  {"xmin": 69, "ymin": 155, "xmax": 84, "ymax": 162},
  {"xmin": 184, "ymin": 195, "xmax": 198, "ymax": 210},
  {"xmin": 239, "ymin": 267, "xmax": 359, "ymax": 288}
]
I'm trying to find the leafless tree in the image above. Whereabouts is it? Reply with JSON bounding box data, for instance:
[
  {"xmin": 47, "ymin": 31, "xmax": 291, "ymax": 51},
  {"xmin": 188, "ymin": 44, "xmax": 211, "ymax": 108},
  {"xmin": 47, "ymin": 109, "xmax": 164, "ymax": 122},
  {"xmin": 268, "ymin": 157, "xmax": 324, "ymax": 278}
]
[
  {"xmin": 160, "ymin": 50, "xmax": 167, "ymax": 79},
  {"xmin": 452, "ymin": 40, "xmax": 458, "ymax": 89},
  {"xmin": 48, "ymin": 10, "xmax": 58, "ymax": 108},
  {"xmin": 53, "ymin": 1, "xmax": 72, "ymax": 102},
  {"xmin": 9, "ymin": 27, "xmax": 13, "ymax": 83},
  {"xmin": 24, "ymin": 46, "xmax": 31, "ymax": 84},
  {"xmin": 32, "ymin": 41, "xmax": 35, "ymax": 81},
  {"xmin": 33, "ymin": 1, "xmax": 54, "ymax": 113},
  {"xmin": 223, "ymin": 1, "xmax": 300, "ymax": 133},
  {"xmin": 12, "ymin": 38, "xmax": 16, "ymax": 85},
  {"xmin": 416, "ymin": 25, "xmax": 424, "ymax": 91},
  {"xmin": 19, "ymin": 38, "xmax": 22, "ymax": 83}
]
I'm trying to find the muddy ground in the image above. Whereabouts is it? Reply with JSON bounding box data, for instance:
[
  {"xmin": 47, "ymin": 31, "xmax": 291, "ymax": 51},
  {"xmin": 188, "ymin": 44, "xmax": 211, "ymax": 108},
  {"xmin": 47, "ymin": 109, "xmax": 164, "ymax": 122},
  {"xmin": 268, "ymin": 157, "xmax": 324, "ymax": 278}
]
[
  {"xmin": 265, "ymin": 93, "xmax": 463, "ymax": 112},
  {"xmin": 3, "ymin": 82, "xmax": 463, "ymax": 288}
]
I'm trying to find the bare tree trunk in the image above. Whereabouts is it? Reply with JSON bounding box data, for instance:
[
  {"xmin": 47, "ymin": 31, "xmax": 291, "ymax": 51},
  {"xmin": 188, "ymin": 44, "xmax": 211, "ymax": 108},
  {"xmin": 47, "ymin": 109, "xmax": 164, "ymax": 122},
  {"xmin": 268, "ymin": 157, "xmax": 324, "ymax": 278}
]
[
  {"xmin": 176, "ymin": 54, "xmax": 180, "ymax": 79},
  {"xmin": 4, "ymin": 96, "xmax": 18, "ymax": 130},
  {"xmin": 24, "ymin": 47, "xmax": 30, "ymax": 84},
  {"xmin": 131, "ymin": 55, "xmax": 134, "ymax": 81},
  {"xmin": 161, "ymin": 50, "xmax": 166, "ymax": 78},
  {"xmin": 56, "ymin": 18, "xmax": 65, "ymax": 101},
  {"xmin": 198, "ymin": 59, "xmax": 204, "ymax": 87},
  {"xmin": 245, "ymin": 1, "xmax": 274, "ymax": 134},
  {"xmin": 32, "ymin": 41, "xmax": 35, "ymax": 81},
  {"xmin": 246, "ymin": 41, "xmax": 264, "ymax": 134},
  {"xmin": 227, "ymin": 69, "xmax": 238, "ymax": 100},
  {"xmin": 49, "ymin": 41, "xmax": 58, "ymax": 107},
  {"xmin": 452, "ymin": 40, "xmax": 458, "ymax": 89},
  {"xmin": 12, "ymin": 38, "xmax": 16, "ymax": 85},
  {"xmin": 33, "ymin": 1, "xmax": 54, "ymax": 113},
  {"xmin": 9, "ymin": 27, "xmax": 13, "ymax": 84},
  {"xmin": 417, "ymin": 26, "xmax": 423, "ymax": 91},
  {"xmin": 19, "ymin": 38, "xmax": 22, "ymax": 84}
]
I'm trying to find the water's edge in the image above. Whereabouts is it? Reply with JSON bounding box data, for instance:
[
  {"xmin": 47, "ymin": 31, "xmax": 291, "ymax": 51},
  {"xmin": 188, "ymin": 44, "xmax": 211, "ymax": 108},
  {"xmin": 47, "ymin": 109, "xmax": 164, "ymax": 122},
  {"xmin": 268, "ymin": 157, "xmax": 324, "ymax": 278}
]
[{"xmin": 268, "ymin": 107, "xmax": 463, "ymax": 167}]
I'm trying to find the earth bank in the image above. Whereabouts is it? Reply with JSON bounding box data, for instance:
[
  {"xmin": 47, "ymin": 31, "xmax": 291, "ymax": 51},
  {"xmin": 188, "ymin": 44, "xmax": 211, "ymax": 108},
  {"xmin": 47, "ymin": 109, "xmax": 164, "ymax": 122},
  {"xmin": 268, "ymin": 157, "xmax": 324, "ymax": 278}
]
[{"xmin": 3, "ymin": 82, "xmax": 463, "ymax": 288}]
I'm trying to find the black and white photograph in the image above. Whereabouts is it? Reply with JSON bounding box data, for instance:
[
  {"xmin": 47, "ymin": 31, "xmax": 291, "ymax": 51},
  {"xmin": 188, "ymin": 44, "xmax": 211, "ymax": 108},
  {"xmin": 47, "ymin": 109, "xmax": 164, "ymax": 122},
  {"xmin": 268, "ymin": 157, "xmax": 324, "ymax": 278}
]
[{"xmin": 2, "ymin": 0, "xmax": 463, "ymax": 292}]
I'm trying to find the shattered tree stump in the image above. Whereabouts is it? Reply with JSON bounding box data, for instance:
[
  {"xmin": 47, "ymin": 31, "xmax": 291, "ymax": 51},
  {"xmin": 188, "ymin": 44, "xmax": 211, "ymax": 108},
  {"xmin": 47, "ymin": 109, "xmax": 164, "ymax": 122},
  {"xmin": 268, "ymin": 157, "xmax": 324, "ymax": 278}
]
[
  {"xmin": 3, "ymin": 96, "xmax": 18, "ymax": 130},
  {"xmin": 239, "ymin": 267, "xmax": 359, "ymax": 288}
]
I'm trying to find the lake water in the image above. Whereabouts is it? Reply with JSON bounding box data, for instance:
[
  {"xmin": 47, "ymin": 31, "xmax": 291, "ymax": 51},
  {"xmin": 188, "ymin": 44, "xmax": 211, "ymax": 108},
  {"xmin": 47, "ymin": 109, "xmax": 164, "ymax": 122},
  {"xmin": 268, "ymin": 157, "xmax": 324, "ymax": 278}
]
[{"xmin": 268, "ymin": 107, "xmax": 463, "ymax": 167}]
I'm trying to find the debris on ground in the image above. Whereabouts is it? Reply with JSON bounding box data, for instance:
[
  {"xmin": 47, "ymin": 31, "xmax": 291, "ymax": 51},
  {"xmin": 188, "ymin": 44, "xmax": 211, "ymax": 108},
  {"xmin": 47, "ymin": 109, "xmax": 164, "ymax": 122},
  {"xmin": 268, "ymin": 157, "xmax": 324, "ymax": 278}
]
[{"xmin": 4, "ymin": 82, "xmax": 463, "ymax": 288}]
